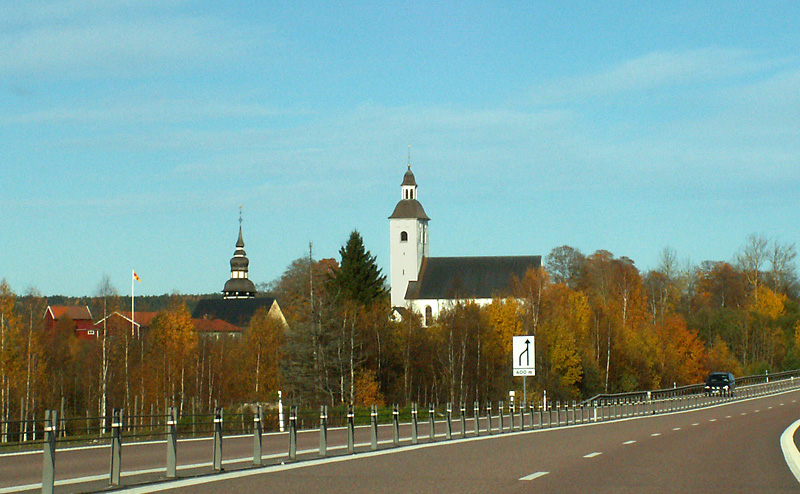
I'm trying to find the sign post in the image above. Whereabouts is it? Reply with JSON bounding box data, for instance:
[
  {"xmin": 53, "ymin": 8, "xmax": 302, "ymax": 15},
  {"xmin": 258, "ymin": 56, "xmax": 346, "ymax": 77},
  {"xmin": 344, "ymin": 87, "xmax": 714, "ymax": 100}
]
[{"xmin": 513, "ymin": 335, "xmax": 535, "ymax": 404}]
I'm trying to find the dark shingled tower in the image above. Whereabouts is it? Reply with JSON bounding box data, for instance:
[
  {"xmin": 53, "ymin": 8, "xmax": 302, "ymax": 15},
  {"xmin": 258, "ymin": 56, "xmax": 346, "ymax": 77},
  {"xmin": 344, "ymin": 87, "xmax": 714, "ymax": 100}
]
[{"xmin": 222, "ymin": 211, "xmax": 257, "ymax": 299}]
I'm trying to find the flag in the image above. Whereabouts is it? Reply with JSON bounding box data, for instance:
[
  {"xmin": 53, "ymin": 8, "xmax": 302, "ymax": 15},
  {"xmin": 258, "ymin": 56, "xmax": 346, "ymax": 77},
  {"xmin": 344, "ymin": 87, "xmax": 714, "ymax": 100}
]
[{"xmin": 133, "ymin": 270, "xmax": 141, "ymax": 282}]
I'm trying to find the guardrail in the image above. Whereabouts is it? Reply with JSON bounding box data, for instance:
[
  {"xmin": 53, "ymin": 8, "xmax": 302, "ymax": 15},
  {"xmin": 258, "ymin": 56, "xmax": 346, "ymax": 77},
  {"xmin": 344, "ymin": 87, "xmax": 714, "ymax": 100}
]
[{"xmin": 8, "ymin": 373, "xmax": 800, "ymax": 494}]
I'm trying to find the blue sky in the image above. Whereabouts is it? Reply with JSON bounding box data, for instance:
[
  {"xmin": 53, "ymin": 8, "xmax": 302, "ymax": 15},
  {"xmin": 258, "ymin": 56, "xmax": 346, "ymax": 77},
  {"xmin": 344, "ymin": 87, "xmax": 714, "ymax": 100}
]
[{"xmin": 2, "ymin": 1, "xmax": 799, "ymax": 297}]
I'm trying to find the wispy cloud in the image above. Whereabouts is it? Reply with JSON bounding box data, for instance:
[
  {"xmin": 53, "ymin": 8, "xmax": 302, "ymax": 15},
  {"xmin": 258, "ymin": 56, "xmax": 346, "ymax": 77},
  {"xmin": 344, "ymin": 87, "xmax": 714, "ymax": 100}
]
[{"xmin": 529, "ymin": 47, "xmax": 779, "ymax": 105}]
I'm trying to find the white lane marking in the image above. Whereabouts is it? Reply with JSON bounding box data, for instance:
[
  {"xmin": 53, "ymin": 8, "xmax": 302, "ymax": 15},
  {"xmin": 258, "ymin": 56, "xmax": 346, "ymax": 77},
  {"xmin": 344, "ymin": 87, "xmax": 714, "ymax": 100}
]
[
  {"xmin": 520, "ymin": 471, "xmax": 549, "ymax": 481},
  {"xmin": 780, "ymin": 418, "xmax": 800, "ymax": 484},
  {"xmin": 755, "ymin": 410, "xmax": 761, "ymax": 413},
  {"xmin": 741, "ymin": 412, "xmax": 747, "ymax": 416},
  {"xmin": 623, "ymin": 440, "xmax": 636, "ymax": 445},
  {"xmin": 691, "ymin": 423, "xmax": 699, "ymax": 426},
  {"xmin": 726, "ymin": 416, "xmax": 732, "ymax": 419},
  {"xmin": 584, "ymin": 452, "xmax": 602, "ymax": 458},
  {"xmin": 709, "ymin": 419, "xmax": 717, "ymax": 422},
  {"xmin": 651, "ymin": 433, "xmax": 661, "ymax": 437},
  {"xmin": 673, "ymin": 427, "xmax": 681, "ymax": 431},
  {"xmin": 768, "ymin": 406, "xmax": 774, "ymax": 410}
]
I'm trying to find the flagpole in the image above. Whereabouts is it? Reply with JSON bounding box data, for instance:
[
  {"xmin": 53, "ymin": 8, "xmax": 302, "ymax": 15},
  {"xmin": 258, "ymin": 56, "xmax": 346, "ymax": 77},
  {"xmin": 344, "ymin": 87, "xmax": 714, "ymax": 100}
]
[{"xmin": 131, "ymin": 269, "xmax": 135, "ymax": 339}]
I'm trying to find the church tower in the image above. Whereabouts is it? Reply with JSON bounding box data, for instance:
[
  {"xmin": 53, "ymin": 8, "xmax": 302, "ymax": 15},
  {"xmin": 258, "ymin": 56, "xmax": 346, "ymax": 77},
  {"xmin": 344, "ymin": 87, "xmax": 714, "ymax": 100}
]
[
  {"xmin": 223, "ymin": 210, "xmax": 257, "ymax": 299},
  {"xmin": 389, "ymin": 165, "xmax": 430, "ymax": 308}
]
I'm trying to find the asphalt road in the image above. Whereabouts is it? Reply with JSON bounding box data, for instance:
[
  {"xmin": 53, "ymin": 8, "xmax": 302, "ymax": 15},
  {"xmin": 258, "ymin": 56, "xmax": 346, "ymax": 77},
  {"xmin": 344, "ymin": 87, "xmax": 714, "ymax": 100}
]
[
  {"xmin": 2, "ymin": 390, "xmax": 799, "ymax": 493},
  {"xmin": 124, "ymin": 389, "xmax": 800, "ymax": 494}
]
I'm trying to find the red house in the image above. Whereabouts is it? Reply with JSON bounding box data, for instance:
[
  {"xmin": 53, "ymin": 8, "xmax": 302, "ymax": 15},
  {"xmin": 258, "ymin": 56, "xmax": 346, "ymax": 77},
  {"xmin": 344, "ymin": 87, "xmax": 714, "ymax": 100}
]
[{"xmin": 44, "ymin": 306, "xmax": 95, "ymax": 340}]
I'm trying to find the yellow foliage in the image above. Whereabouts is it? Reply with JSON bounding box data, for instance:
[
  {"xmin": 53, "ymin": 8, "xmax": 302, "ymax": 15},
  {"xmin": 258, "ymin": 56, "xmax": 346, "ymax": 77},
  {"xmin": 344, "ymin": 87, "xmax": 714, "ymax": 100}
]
[
  {"xmin": 353, "ymin": 368, "xmax": 385, "ymax": 407},
  {"xmin": 486, "ymin": 297, "xmax": 522, "ymax": 354},
  {"xmin": 750, "ymin": 286, "xmax": 786, "ymax": 320}
]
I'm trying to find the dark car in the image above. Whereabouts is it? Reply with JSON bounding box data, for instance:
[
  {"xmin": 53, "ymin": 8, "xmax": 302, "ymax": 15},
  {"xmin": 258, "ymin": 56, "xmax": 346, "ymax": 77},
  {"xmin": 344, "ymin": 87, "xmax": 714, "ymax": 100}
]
[{"xmin": 705, "ymin": 372, "xmax": 735, "ymax": 396}]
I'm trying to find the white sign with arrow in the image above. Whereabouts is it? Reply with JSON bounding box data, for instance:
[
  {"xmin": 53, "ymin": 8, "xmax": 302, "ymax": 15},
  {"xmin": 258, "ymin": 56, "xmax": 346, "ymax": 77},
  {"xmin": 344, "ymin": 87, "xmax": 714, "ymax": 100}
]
[{"xmin": 512, "ymin": 335, "xmax": 535, "ymax": 376}]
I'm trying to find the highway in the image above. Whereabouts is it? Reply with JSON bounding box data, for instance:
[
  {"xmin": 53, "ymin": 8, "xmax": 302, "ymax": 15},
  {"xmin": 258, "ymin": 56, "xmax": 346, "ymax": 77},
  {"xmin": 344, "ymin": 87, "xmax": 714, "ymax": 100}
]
[
  {"xmin": 140, "ymin": 389, "xmax": 800, "ymax": 493},
  {"xmin": 2, "ymin": 389, "xmax": 799, "ymax": 493}
]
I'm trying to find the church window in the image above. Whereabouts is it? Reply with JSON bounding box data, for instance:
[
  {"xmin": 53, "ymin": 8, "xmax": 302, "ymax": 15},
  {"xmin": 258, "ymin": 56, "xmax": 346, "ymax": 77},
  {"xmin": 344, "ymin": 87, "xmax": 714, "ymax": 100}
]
[
  {"xmin": 425, "ymin": 306, "xmax": 433, "ymax": 326},
  {"xmin": 400, "ymin": 231, "xmax": 408, "ymax": 242}
]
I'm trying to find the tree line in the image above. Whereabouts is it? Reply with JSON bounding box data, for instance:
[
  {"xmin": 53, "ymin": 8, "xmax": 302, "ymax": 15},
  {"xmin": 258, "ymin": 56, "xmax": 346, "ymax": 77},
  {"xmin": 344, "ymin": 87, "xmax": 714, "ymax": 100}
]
[{"xmin": 0, "ymin": 232, "xmax": 797, "ymax": 435}]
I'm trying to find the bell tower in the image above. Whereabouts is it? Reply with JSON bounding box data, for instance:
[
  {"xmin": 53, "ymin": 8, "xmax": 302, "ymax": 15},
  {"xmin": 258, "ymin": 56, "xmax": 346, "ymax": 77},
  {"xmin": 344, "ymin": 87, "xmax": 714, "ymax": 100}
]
[
  {"xmin": 223, "ymin": 207, "xmax": 257, "ymax": 299},
  {"xmin": 389, "ymin": 164, "xmax": 429, "ymax": 308}
]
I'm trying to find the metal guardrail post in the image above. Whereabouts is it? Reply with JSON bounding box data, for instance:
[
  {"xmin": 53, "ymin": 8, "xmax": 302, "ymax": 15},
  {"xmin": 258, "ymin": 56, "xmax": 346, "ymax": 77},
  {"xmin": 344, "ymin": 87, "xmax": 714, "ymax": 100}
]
[
  {"xmin": 411, "ymin": 403, "xmax": 418, "ymax": 445},
  {"xmin": 319, "ymin": 405, "xmax": 328, "ymax": 457},
  {"xmin": 110, "ymin": 408, "xmax": 122, "ymax": 486},
  {"xmin": 486, "ymin": 402, "xmax": 493, "ymax": 435},
  {"xmin": 392, "ymin": 404, "xmax": 400, "ymax": 446},
  {"xmin": 460, "ymin": 403, "xmax": 466, "ymax": 438},
  {"xmin": 42, "ymin": 410, "xmax": 57, "ymax": 494},
  {"xmin": 510, "ymin": 400, "xmax": 516, "ymax": 431},
  {"xmin": 428, "ymin": 403, "xmax": 435, "ymax": 441},
  {"xmin": 446, "ymin": 403, "xmax": 452, "ymax": 440},
  {"xmin": 167, "ymin": 407, "xmax": 177, "ymax": 478},
  {"xmin": 213, "ymin": 407, "xmax": 223, "ymax": 470},
  {"xmin": 370, "ymin": 405, "xmax": 378, "ymax": 451},
  {"xmin": 499, "ymin": 401, "xmax": 504, "ymax": 433},
  {"xmin": 253, "ymin": 405, "xmax": 263, "ymax": 466},
  {"xmin": 288, "ymin": 406, "xmax": 297, "ymax": 461},
  {"xmin": 347, "ymin": 405, "xmax": 355, "ymax": 454},
  {"xmin": 474, "ymin": 401, "xmax": 480, "ymax": 436}
]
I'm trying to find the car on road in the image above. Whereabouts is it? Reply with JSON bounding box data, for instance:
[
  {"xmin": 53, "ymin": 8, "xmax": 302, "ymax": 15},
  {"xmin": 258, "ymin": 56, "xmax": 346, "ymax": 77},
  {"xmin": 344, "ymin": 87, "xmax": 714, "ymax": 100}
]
[{"xmin": 704, "ymin": 372, "xmax": 735, "ymax": 396}]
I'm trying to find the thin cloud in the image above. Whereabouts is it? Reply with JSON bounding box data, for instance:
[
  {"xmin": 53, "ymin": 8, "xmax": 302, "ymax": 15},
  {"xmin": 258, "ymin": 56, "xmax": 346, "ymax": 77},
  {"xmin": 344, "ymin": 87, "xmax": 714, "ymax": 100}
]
[{"xmin": 529, "ymin": 47, "xmax": 777, "ymax": 105}]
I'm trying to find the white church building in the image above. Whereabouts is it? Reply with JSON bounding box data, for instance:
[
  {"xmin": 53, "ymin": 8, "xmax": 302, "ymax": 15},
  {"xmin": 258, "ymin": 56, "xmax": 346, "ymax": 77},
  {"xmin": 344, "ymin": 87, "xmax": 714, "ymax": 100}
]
[{"xmin": 389, "ymin": 165, "xmax": 541, "ymax": 325}]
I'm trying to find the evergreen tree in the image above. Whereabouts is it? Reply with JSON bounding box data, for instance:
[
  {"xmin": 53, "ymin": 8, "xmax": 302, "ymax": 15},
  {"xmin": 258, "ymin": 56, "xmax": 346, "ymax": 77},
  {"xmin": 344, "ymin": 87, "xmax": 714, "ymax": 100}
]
[{"xmin": 329, "ymin": 230, "xmax": 388, "ymax": 306}]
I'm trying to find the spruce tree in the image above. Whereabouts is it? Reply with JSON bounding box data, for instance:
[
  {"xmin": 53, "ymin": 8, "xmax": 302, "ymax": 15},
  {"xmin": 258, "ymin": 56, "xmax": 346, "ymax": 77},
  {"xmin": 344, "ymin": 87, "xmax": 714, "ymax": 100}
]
[{"xmin": 329, "ymin": 230, "xmax": 388, "ymax": 306}]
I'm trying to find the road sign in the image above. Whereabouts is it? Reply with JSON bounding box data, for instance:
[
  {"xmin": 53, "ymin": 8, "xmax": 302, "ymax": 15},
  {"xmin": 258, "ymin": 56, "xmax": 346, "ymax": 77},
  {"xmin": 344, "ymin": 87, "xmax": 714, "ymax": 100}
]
[{"xmin": 512, "ymin": 335, "xmax": 535, "ymax": 376}]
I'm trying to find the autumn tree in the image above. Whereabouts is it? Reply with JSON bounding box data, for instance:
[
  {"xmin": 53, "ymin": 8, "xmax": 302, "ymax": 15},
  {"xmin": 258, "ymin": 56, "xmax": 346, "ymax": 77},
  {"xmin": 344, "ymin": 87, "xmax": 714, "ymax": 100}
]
[
  {"xmin": 148, "ymin": 300, "xmax": 197, "ymax": 413},
  {"xmin": 537, "ymin": 283, "xmax": 592, "ymax": 399},
  {"xmin": 545, "ymin": 245, "xmax": 585, "ymax": 289},
  {"xmin": 244, "ymin": 306, "xmax": 284, "ymax": 401}
]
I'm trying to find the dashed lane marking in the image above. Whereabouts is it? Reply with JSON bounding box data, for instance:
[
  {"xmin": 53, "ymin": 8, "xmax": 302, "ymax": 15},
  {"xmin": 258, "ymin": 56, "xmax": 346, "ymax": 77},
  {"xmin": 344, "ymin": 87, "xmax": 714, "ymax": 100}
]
[
  {"xmin": 651, "ymin": 433, "xmax": 661, "ymax": 437},
  {"xmin": 623, "ymin": 440, "xmax": 636, "ymax": 445},
  {"xmin": 691, "ymin": 423, "xmax": 700, "ymax": 426},
  {"xmin": 673, "ymin": 427, "xmax": 681, "ymax": 431},
  {"xmin": 584, "ymin": 452, "xmax": 602, "ymax": 458},
  {"xmin": 520, "ymin": 472, "xmax": 549, "ymax": 481},
  {"xmin": 709, "ymin": 419, "xmax": 717, "ymax": 422}
]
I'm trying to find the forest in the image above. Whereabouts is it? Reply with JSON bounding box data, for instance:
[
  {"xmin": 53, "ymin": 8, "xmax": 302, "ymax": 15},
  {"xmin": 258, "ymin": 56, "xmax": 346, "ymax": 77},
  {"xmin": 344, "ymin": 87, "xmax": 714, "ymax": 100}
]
[{"xmin": 0, "ymin": 232, "xmax": 798, "ymax": 431}]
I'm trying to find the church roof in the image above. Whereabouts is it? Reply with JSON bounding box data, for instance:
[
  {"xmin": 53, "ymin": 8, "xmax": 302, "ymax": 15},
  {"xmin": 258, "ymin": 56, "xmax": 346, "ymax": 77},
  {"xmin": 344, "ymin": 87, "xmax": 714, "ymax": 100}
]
[
  {"xmin": 222, "ymin": 278, "xmax": 257, "ymax": 296},
  {"xmin": 402, "ymin": 167, "xmax": 417, "ymax": 186},
  {"xmin": 389, "ymin": 199, "xmax": 430, "ymax": 220},
  {"xmin": 192, "ymin": 297, "xmax": 278, "ymax": 328},
  {"xmin": 404, "ymin": 255, "xmax": 542, "ymax": 301}
]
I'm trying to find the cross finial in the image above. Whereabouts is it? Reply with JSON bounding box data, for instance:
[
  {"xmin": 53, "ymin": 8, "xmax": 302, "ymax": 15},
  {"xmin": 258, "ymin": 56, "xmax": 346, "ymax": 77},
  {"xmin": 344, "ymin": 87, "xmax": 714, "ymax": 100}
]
[
  {"xmin": 239, "ymin": 205, "xmax": 243, "ymax": 227},
  {"xmin": 407, "ymin": 144, "xmax": 411, "ymax": 170}
]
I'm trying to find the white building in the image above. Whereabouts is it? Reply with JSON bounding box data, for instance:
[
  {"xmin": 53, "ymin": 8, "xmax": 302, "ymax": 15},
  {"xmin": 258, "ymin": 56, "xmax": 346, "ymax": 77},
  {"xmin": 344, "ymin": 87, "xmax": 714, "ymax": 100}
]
[{"xmin": 388, "ymin": 166, "xmax": 541, "ymax": 325}]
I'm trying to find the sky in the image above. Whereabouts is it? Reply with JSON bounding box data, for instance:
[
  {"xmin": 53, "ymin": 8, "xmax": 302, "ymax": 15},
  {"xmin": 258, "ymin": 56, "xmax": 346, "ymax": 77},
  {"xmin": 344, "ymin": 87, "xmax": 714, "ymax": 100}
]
[{"xmin": 2, "ymin": 1, "xmax": 799, "ymax": 297}]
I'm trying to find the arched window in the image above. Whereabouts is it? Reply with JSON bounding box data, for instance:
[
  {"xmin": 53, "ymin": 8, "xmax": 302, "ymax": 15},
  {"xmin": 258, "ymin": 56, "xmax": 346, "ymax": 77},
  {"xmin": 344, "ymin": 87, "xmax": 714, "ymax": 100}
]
[
  {"xmin": 400, "ymin": 231, "xmax": 408, "ymax": 242},
  {"xmin": 425, "ymin": 306, "xmax": 433, "ymax": 326}
]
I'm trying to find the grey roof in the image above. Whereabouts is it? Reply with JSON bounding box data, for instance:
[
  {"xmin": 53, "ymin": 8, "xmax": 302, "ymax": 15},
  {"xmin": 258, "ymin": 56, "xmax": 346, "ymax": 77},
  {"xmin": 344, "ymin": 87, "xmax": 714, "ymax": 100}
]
[
  {"xmin": 192, "ymin": 297, "xmax": 276, "ymax": 328},
  {"xmin": 404, "ymin": 256, "xmax": 542, "ymax": 301},
  {"xmin": 388, "ymin": 199, "xmax": 430, "ymax": 220},
  {"xmin": 402, "ymin": 167, "xmax": 417, "ymax": 186},
  {"xmin": 222, "ymin": 278, "xmax": 257, "ymax": 297}
]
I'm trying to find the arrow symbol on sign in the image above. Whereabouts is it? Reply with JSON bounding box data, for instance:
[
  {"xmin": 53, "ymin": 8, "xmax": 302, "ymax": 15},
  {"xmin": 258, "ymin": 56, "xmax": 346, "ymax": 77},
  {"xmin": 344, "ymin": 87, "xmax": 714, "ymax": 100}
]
[{"xmin": 519, "ymin": 339, "xmax": 530, "ymax": 367}]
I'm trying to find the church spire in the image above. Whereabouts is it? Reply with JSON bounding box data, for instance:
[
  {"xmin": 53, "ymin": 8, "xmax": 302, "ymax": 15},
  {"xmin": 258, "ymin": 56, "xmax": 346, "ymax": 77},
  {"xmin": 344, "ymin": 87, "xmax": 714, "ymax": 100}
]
[{"xmin": 223, "ymin": 207, "xmax": 256, "ymax": 299}]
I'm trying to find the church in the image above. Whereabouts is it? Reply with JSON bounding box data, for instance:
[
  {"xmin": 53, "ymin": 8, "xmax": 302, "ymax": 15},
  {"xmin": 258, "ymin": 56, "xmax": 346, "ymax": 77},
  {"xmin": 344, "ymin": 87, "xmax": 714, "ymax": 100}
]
[
  {"xmin": 389, "ymin": 165, "xmax": 541, "ymax": 325},
  {"xmin": 192, "ymin": 214, "xmax": 287, "ymax": 329}
]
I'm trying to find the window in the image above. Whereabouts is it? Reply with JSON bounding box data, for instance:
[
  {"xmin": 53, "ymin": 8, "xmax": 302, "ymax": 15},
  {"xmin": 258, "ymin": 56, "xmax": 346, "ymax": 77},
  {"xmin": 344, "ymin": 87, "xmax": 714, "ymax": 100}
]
[
  {"xmin": 425, "ymin": 306, "xmax": 433, "ymax": 326},
  {"xmin": 400, "ymin": 231, "xmax": 408, "ymax": 242}
]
